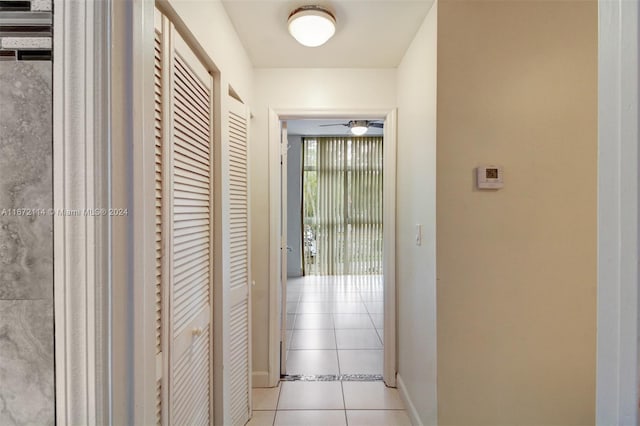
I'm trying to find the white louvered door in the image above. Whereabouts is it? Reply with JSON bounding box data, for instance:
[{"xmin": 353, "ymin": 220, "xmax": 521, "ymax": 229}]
[
  {"xmin": 155, "ymin": 9, "xmax": 251, "ymax": 426},
  {"xmin": 227, "ymin": 96, "xmax": 251, "ymax": 426},
  {"xmin": 161, "ymin": 18, "xmax": 214, "ymax": 426}
]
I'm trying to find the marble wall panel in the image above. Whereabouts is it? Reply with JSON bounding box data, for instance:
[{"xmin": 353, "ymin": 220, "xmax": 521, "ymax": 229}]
[
  {"xmin": 0, "ymin": 61, "xmax": 52, "ymax": 300},
  {"xmin": 0, "ymin": 60, "xmax": 54, "ymax": 425},
  {"xmin": 0, "ymin": 300, "xmax": 54, "ymax": 425}
]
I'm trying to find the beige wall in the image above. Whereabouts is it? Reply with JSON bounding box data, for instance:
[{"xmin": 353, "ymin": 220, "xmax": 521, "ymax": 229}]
[
  {"xmin": 436, "ymin": 1, "xmax": 598, "ymax": 424},
  {"xmin": 395, "ymin": 3, "xmax": 438, "ymax": 424},
  {"xmin": 250, "ymin": 68, "xmax": 397, "ymax": 382}
]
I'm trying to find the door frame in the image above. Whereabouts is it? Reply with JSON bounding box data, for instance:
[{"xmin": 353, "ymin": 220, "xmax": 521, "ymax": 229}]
[
  {"xmin": 596, "ymin": 0, "xmax": 639, "ymax": 423},
  {"xmin": 280, "ymin": 122, "xmax": 289, "ymax": 375},
  {"xmin": 53, "ymin": 1, "xmax": 115, "ymax": 424},
  {"xmin": 267, "ymin": 107, "xmax": 398, "ymax": 387},
  {"xmin": 53, "ymin": 0, "xmax": 157, "ymax": 424}
]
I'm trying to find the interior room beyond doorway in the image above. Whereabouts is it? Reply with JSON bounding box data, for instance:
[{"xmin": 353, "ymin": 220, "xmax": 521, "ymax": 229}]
[{"xmin": 284, "ymin": 119, "xmax": 385, "ymax": 378}]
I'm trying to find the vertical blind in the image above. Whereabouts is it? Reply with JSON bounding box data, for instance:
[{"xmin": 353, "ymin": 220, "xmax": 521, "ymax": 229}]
[{"xmin": 303, "ymin": 136, "xmax": 383, "ymax": 275}]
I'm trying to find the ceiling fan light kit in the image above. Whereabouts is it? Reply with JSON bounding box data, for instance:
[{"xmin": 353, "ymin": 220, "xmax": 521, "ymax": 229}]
[
  {"xmin": 318, "ymin": 120, "xmax": 384, "ymax": 135},
  {"xmin": 349, "ymin": 120, "xmax": 369, "ymax": 136},
  {"xmin": 288, "ymin": 5, "xmax": 336, "ymax": 47}
]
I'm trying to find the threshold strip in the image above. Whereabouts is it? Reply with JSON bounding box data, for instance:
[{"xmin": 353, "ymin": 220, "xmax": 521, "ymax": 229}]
[{"xmin": 281, "ymin": 374, "xmax": 383, "ymax": 382}]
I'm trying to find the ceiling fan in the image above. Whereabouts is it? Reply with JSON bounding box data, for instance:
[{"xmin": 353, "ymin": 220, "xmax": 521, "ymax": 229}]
[{"xmin": 319, "ymin": 120, "xmax": 384, "ymax": 136}]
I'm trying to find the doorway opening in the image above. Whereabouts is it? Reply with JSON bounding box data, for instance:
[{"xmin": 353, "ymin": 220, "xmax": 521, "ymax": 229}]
[
  {"xmin": 284, "ymin": 120, "xmax": 385, "ymax": 379},
  {"xmin": 269, "ymin": 108, "xmax": 397, "ymax": 387}
]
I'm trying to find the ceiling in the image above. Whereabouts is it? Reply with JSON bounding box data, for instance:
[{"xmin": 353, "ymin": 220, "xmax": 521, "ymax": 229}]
[
  {"xmin": 221, "ymin": 0, "xmax": 434, "ymax": 68},
  {"xmin": 286, "ymin": 119, "xmax": 384, "ymax": 136}
]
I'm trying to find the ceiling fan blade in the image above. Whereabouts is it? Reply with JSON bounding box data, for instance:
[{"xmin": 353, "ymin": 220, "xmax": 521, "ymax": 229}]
[
  {"xmin": 368, "ymin": 122, "xmax": 384, "ymax": 128},
  {"xmin": 318, "ymin": 123, "xmax": 348, "ymax": 127}
]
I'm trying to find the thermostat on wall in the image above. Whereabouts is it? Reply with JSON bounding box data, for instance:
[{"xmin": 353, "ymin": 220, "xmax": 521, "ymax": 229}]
[{"xmin": 476, "ymin": 165, "xmax": 504, "ymax": 189}]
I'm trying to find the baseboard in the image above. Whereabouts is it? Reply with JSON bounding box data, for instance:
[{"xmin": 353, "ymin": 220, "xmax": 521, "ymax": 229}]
[
  {"xmin": 252, "ymin": 371, "xmax": 270, "ymax": 388},
  {"xmin": 397, "ymin": 373, "xmax": 424, "ymax": 426}
]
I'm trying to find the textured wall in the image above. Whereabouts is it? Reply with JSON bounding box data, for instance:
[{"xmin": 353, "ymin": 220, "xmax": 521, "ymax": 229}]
[
  {"xmin": 436, "ymin": 1, "xmax": 597, "ymax": 424},
  {"xmin": 0, "ymin": 61, "xmax": 54, "ymax": 425}
]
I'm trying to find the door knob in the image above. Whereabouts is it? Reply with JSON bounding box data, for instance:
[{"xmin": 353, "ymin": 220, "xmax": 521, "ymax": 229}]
[{"xmin": 192, "ymin": 327, "xmax": 203, "ymax": 336}]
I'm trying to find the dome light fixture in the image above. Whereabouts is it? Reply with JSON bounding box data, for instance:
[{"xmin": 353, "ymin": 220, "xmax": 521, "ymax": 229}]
[
  {"xmin": 288, "ymin": 5, "xmax": 336, "ymax": 47},
  {"xmin": 349, "ymin": 120, "xmax": 369, "ymax": 136}
]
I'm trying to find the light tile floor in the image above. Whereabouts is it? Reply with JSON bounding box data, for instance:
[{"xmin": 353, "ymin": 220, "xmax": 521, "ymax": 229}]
[
  {"xmin": 284, "ymin": 275, "xmax": 384, "ymax": 376},
  {"xmin": 248, "ymin": 381, "xmax": 411, "ymax": 426},
  {"xmin": 246, "ymin": 276, "xmax": 410, "ymax": 426}
]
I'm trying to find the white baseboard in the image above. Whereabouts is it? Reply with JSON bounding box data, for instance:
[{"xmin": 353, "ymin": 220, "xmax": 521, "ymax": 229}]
[
  {"xmin": 397, "ymin": 373, "xmax": 424, "ymax": 426},
  {"xmin": 252, "ymin": 371, "xmax": 271, "ymax": 388}
]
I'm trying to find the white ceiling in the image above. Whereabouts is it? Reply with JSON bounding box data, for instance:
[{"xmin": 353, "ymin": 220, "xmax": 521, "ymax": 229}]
[
  {"xmin": 221, "ymin": 0, "xmax": 434, "ymax": 68},
  {"xmin": 286, "ymin": 119, "xmax": 384, "ymax": 136}
]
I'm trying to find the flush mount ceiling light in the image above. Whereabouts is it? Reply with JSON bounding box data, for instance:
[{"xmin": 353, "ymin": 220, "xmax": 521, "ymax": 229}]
[{"xmin": 288, "ymin": 5, "xmax": 336, "ymax": 47}]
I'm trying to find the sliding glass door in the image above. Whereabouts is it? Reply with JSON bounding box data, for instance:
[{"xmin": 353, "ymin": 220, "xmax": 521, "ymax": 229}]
[{"xmin": 303, "ymin": 136, "xmax": 383, "ymax": 275}]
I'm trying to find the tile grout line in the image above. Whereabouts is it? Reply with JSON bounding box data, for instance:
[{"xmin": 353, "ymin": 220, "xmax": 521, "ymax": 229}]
[
  {"xmin": 290, "ymin": 288, "xmax": 300, "ymax": 356},
  {"xmin": 341, "ymin": 380, "xmax": 349, "ymax": 426},
  {"xmin": 361, "ymin": 286, "xmax": 384, "ymax": 373},
  {"xmin": 272, "ymin": 375, "xmax": 284, "ymax": 426},
  {"xmin": 363, "ymin": 290, "xmax": 384, "ymax": 347},
  {"xmin": 286, "ymin": 282, "xmax": 302, "ymax": 376},
  {"xmin": 333, "ymin": 301, "xmax": 342, "ymax": 378},
  {"xmin": 335, "ymin": 309, "xmax": 349, "ymax": 426},
  {"xmin": 279, "ymin": 275, "xmax": 294, "ymax": 426}
]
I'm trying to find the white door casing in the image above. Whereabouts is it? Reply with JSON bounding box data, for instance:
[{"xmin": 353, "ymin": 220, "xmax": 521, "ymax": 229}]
[
  {"xmin": 280, "ymin": 122, "xmax": 289, "ymax": 375},
  {"xmin": 596, "ymin": 0, "xmax": 639, "ymax": 424},
  {"xmin": 53, "ymin": 0, "xmax": 114, "ymax": 423},
  {"xmin": 382, "ymin": 109, "xmax": 397, "ymax": 387}
]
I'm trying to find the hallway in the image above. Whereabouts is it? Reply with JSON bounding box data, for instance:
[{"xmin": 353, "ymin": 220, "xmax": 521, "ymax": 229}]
[
  {"xmin": 247, "ymin": 275, "xmax": 407, "ymax": 425},
  {"xmin": 248, "ymin": 380, "xmax": 410, "ymax": 426},
  {"xmin": 5, "ymin": 0, "xmax": 617, "ymax": 424},
  {"xmin": 246, "ymin": 275, "xmax": 408, "ymax": 425}
]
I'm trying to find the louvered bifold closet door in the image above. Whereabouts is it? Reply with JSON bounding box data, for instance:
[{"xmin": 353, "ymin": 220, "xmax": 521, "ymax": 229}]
[
  {"xmin": 153, "ymin": 9, "xmax": 165, "ymax": 426},
  {"xmin": 227, "ymin": 97, "xmax": 251, "ymax": 426},
  {"xmin": 167, "ymin": 26, "xmax": 214, "ymax": 426}
]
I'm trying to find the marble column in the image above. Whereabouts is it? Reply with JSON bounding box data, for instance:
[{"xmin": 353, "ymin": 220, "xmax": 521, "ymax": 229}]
[{"xmin": 0, "ymin": 61, "xmax": 54, "ymax": 425}]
